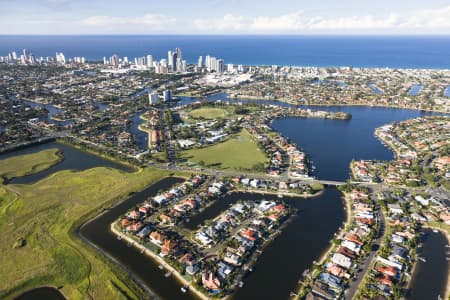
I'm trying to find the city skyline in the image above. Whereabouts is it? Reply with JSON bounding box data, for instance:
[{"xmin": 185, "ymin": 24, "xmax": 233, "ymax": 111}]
[{"xmin": 1, "ymin": 0, "xmax": 450, "ymax": 35}]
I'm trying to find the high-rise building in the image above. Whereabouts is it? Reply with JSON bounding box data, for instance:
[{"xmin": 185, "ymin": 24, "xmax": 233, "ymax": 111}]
[
  {"xmin": 168, "ymin": 51, "xmax": 173, "ymax": 67},
  {"xmin": 198, "ymin": 56, "xmax": 203, "ymax": 67},
  {"xmin": 163, "ymin": 90, "xmax": 172, "ymax": 102},
  {"xmin": 28, "ymin": 54, "xmax": 36, "ymax": 64},
  {"xmin": 216, "ymin": 59, "xmax": 224, "ymax": 73},
  {"xmin": 172, "ymin": 52, "xmax": 178, "ymax": 72},
  {"xmin": 205, "ymin": 55, "xmax": 211, "ymax": 70},
  {"xmin": 148, "ymin": 93, "xmax": 160, "ymax": 105},
  {"xmin": 175, "ymin": 47, "xmax": 182, "ymax": 60},
  {"xmin": 111, "ymin": 54, "xmax": 119, "ymax": 68},
  {"xmin": 147, "ymin": 54, "xmax": 153, "ymax": 67},
  {"xmin": 55, "ymin": 52, "xmax": 66, "ymax": 64},
  {"xmin": 210, "ymin": 57, "xmax": 217, "ymax": 71},
  {"xmin": 103, "ymin": 56, "xmax": 107, "ymax": 65}
]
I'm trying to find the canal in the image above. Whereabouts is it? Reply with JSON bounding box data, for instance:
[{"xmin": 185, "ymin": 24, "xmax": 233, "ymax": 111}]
[
  {"xmin": 2, "ymin": 100, "xmax": 447, "ymax": 299},
  {"xmin": 81, "ymin": 184, "xmax": 346, "ymax": 300},
  {"xmin": 13, "ymin": 287, "xmax": 66, "ymax": 300},
  {"xmin": 408, "ymin": 229, "xmax": 449, "ymax": 300},
  {"xmin": 0, "ymin": 141, "xmax": 133, "ymax": 184}
]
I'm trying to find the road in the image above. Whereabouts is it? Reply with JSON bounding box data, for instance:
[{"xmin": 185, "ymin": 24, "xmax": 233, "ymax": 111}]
[{"xmin": 345, "ymin": 206, "xmax": 386, "ymax": 300}]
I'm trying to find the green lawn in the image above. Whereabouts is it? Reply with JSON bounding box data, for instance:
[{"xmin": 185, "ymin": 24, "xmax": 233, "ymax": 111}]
[
  {"xmin": 0, "ymin": 148, "xmax": 63, "ymax": 181},
  {"xmin": 0, "ymin": 149, "xmax": 187, "ymax": 300},
  {"xmin": 180, "ymin": 129, "xmax": 268, "ymax": 172},
  {"xmin": 188, "ymin": 107, "xmax": 231, "ymax": 119}
]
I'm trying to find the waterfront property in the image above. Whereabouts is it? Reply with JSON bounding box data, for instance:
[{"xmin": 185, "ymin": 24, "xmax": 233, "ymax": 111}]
[{"xmin": 112, "ymin": 175, "xmax": 294, "ymax": 299}]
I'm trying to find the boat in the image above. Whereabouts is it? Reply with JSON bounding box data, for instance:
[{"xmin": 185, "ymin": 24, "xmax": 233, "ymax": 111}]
[
  {"xmin": 418, "ymin": 257, "xmax": 427, "ymax": 262},
  {"xmin": 277, "ymin": 194, "xmax": 283, "ymax": 198},
  {"xmin": 181, "ymin": 285, "xmax": 189, "ymax": 293},
  {"xmin": 158, "ymin": 264, "xmax": 164, "ymax": 270},
  {"xmin": 117, "ymin": 235, "xmax": 122, "ymax": 240},
  {"xmin": 433, "ymin": 229, "xmax": 439, "ymax": 233},
  {"xmin": 238, "ymin": 281, "xmax": 244, "ymax": 288},
  {"xmin": 165, "ymin": 271, "xmax": 172, "ymax": 277}
]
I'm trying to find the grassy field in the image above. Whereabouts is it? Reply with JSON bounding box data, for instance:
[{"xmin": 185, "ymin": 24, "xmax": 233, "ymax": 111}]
[
  {"xmin": 188, "ymin": 107, "xmax": 231, "ymax": 119},
  {"xmin": 0, "ymin": 149, "xmax": 63, "ymax": 181},
  {"xmin": 0, "ymin": 150, "xmax": 186, "ymax": 300},
  {"xmin": 180, "ymin": 129, "xmax": 268, "ymax": 172}
]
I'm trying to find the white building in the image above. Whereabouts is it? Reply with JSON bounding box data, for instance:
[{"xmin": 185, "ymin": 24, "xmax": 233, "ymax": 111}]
[
  {"xmin": 331, "ymin": 253, "xmax": 352, "ymax": 269},
  {"xmin": 148, "ymin": 93, "xmax": 160, "ymax": 105}
]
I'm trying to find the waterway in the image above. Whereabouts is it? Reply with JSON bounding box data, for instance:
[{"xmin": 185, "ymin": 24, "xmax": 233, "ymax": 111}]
[
  {"xmin": 0, "ymin": 141, "xmax": 133, "ymax": 184},
  {"xmin": 270, "ymin": 106, "xmax": 434, "ymax": 181},
  {"xmin": 445, "ymin": 86, "xmax": 450, "ymax": 97},
  {"xmin": 2, "ymin": 100, "xmax": 447, "ymax": 299},
  {"xmin": 408, "ymin": 84, "xmax": 423, "ymax": 96},
  {"xmin": 13, "ymin": 287, "xmax": 65, "ymax": 300},
  {"xmin": 9, "ymin": 96, "xmax": 65, "ymax": 124},
  {"xmin": 175, "ymin": 93, "xmax": 434, "ymax": 181},
  {"xmin": 81, "ymin": 183, "xmax": 345, "ymax": 300},
  {"xmin": 408, "ymin": 229, "xmax": 449, "ymax": 300},
  {"xmin": 368, "ymin": 83, "xmax": 383, "ymax": 95},
  {"xmin": 129, "ymin": 110, "xmax": 149, "ymax": 151}
]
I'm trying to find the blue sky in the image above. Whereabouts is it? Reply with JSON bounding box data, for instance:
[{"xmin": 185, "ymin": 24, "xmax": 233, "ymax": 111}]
[{"xmin": 1, "ymin": 0, "xmax": 450, "ymax": 34}]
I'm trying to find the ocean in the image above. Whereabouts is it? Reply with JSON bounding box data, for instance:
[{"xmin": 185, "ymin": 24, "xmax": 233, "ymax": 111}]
[{"xmin": 1, "ymin": 35, "xmax": 450, "ymax": 69}]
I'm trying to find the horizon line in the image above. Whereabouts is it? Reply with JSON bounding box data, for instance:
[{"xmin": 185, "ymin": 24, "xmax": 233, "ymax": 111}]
[{"xmin": 1, "ymin": 33, "xmax": 450, "ymax": 37}]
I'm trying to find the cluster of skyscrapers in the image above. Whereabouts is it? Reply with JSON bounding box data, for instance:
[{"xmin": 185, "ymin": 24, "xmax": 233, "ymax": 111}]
[
  {"xmin": 102, "ymin": 48, "xmax": 229, "ymax": 74},
  {"xmin": 0, "ymin": 47, "xmax": 234, "ymax": 74},
  {"xmin": 104, "ymin": 48, "xmax": 188, "ymax": 73},
  {"xmin": 201, "ymin": 55, "xmax": 224, "ymax": 73},
  {"xmin": 0, "ymin": 49, "xmax": 85, "ymax": 65}
]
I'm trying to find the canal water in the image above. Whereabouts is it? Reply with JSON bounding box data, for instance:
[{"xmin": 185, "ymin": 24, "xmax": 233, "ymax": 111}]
[
  {"xmin": 81, "ymin": 184, "xmax": 345, "ymax": 300},
  {"xmin": 176, "ymin": 93, "xmax": 433, "ymax": 181},
  {"xmin": 2, "ymin": 100, "xmax": 446, "ymax": 299},
  {"xmin": 129, "ymin": 110, "xmax": 149, "ymax": 151},
  {"xmin": 14, "ymin": 287, "xmax": 65, "ymax": 300},
  {"xmin": 270, "ymin": 107, "xmax": 434, "ymax": 181},
  {"xmin": 408, "ymin": 229, "xmax": 449, "ymax": 300},
  {"xmin": 408, "ymin": 84, "xmax": 423, "ymax": 96},
  {"xmin": 0, "ymin": 141, "xmax": 133, "ymax": 184}
]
